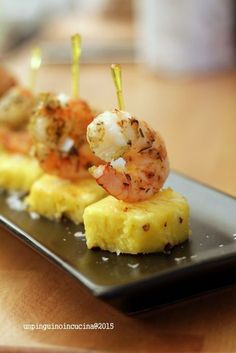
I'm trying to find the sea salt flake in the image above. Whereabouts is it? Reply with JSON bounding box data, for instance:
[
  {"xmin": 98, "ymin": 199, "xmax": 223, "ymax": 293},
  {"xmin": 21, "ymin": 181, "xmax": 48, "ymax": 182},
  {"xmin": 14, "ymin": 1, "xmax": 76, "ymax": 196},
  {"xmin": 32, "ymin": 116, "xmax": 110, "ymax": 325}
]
[
  {"xmin": 30, "ymin": 211, "xmax": 40, "ymax": 220},
  {"xmin": 190, "ymin": 255, "xmax": 198, "ymax": 260},
  {"xmin": 60, "ymin": 137, "xmax": 74, "ymax": 153},
  {"xmin": 174, "ymin": 256, "xmax": 187, "ymax": 264},
  {"xmin": 128, "ymin": 263, "xmax": 139, "ymax": 269},
  {"xmin": 57, "ymin": 93, "xmax": 69, "ymax": 105},
  {"xmin": 6, "ymin": 194, "xmax": 26, "ymax": 211},
  {"xmin": 110, "ymin": 157, "xmax": 126, "ymax": 170},
  {"xmin": 74, "ymin": 231, "xmax": 85, "ymax": 238},
  {"xmin": 102, "ymin": 257, "xmax": 109, "ymax": 262},
  {"xmin": 93, "ymin": 165, "xmax": 105, "ymax": 178}
]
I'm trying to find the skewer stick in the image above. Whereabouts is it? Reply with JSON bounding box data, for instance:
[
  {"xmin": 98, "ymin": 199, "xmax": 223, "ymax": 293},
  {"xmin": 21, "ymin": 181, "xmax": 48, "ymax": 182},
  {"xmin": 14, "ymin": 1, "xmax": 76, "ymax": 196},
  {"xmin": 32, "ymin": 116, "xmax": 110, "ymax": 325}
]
[
  {"xmin": 71, "ymin": 34, "xmax": 81, "ymax": 99},
  {"xmin": 111, "ymin": 64, "xmax": 125, "ymax": 111},
  {"xmin": 29, "ymin": 47, "xmax": 42, "ymax": 92}
]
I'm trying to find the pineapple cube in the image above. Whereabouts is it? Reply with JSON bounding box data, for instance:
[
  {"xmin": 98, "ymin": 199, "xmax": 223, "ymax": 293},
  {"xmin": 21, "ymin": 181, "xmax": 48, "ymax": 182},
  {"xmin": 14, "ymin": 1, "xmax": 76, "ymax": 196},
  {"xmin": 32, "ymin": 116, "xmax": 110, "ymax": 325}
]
[
  {"xmin": 0, "ymin": 153, "xmax": 43, "ymax": 192},
  {"xmin": 83, "ymin": 188, "xmax": 190, "ymax": 254},
  {"xmin": 25, "ymin": 174, "xmax": 107, "ymax": 224}
]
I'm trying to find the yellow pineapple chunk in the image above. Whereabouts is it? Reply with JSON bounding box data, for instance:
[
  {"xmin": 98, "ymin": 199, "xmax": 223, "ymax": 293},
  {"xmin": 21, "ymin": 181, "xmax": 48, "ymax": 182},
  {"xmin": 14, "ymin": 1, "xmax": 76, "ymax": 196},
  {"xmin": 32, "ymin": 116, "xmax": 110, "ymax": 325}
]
[
  {"xmin": 83, "ymin": 188, "xmax": 190, "ymax": 254},
  {"xmin": 0, "ymin": 153, "xmax": 43, "ymax": 192},
  {"xmin": 25, "ymin": 174, "xmax": 107, "ymax": 224}
]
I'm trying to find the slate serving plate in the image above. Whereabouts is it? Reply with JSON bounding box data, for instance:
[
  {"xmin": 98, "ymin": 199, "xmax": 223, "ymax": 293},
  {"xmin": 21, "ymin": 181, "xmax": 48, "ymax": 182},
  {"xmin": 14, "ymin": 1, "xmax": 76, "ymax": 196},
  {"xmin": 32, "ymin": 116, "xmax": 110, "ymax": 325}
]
[{"xmin": 0, "ymin": 172, "xmax": 235, "ymax": 314}]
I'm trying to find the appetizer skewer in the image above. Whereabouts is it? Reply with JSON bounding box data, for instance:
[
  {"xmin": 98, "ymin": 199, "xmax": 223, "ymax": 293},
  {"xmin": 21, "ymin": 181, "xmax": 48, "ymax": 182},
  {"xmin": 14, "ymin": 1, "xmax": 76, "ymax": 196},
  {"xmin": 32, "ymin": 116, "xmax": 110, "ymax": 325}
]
[
  {"xmin": 0, "ymin": 47, "xmax": 41, "ymax": 131},
  {"xmin": 83, "ymin": 64, "xmax": 190, "ymax": 254},
  {"xmin": 87, "ymin": 64, "xmax": 169, "ymax": 202},
  {"xmin": 0, "ymin": 48, "xmax": 43, "ymax": 192},
  {"xmin": 29, "ymin": 92, "xmax": 99, "ymax": 180},
  {"xmin": 30, "ymin": 35, "xmax": 100, "ymax": 180},
  {"xmin": 26, "ymin": 34, "xmax": 106, "ymax": 223}
]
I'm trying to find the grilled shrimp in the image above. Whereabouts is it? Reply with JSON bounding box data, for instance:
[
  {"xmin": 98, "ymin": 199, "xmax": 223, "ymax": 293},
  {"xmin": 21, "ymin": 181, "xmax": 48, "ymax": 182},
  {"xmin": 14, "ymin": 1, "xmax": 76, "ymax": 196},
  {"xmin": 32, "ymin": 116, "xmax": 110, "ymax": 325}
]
[
  {"xmin": 30, "ymin": 93, "xmax": 101, "ymax": 181},
  {"xmin": 0, "ymin": 66, "xmax": 17, "ymax": 98},
  {"xmin": 0, "ymin": 86, "xmax": 34, "ymax": 129},
  {"xmin": 87, "ymin": 109, "xmax": 169, "ymax": 202}
]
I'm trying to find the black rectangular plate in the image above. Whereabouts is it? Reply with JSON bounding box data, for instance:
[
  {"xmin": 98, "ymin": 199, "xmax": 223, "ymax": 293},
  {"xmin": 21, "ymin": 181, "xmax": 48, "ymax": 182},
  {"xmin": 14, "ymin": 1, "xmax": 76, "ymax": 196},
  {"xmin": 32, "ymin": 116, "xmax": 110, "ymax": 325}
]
[{"xmin": 0, "ymin": 172, "xmax": 235, "ymax": 314}]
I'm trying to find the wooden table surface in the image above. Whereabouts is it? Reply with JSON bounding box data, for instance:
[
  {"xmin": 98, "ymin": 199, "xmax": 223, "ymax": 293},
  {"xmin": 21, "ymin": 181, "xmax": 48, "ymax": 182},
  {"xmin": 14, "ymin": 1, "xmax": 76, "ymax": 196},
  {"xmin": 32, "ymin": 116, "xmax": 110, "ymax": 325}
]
[{"xmin": 0, "ymin": 49, "xmax": 236, "ymax": 352}]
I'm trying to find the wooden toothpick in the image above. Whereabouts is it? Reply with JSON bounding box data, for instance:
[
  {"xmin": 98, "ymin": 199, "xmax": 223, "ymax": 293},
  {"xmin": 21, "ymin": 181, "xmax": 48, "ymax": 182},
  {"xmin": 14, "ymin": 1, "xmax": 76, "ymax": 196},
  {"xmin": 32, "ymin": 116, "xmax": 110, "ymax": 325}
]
[
  {"xmin": 111, "ymin": 64, "xmax": 125, "ymax": 110},
  {"xmin": 71, "ymin": 34, "xmax": 81, "ymax": 99},
  {"xmin": 29, "ymin": 46, "xmax": 42, "ymax": 92}
]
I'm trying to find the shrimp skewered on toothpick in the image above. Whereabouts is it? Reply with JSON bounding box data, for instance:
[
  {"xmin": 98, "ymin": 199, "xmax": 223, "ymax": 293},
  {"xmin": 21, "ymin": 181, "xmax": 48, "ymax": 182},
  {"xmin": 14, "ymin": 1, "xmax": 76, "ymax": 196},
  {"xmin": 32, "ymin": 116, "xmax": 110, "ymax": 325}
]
[
  {"xmin": 0, "ymin": 47, "xmax": 42, "ymax": 155},
  {"xmin": 87, "ymin": 64, "xmax": 169, "ymax": 202},
  {"xmin": 30, "ymin": 34, "xmax": 101, "ymax": 181},
  {"xmin": 26, "ymin": 35, "xmax": 106, "ymax": 223},
  {"xmin": 0, "ymin": 49, "xmax": 43, "ymax": 192},
  {"xmin": 84, "ymin": 65, "xmax": 190, "ymax": 255},
  {"xmin": 0, "ymin": 47, "xmax": 41, "ymax": 130}
]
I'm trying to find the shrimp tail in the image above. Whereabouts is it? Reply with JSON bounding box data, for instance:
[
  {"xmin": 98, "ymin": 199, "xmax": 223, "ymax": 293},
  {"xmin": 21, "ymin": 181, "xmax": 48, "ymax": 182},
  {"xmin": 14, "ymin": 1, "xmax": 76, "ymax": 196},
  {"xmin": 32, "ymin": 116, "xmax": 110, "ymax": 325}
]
[{"xmin": 91, "ymin": 164, "xmax": 130, "ymax": 201}]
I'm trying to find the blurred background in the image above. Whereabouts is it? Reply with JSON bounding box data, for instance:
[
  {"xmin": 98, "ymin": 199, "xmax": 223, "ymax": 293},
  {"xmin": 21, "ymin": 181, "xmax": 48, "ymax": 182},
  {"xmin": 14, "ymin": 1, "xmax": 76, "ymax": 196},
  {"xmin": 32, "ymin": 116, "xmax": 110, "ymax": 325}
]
[
  {"xmin": 1, "ymin": 0, "xmax": 236, "ymax": 72},
  {"xmin": 0, "ymin": 0, "xmax": 236, "ymax": 195}
]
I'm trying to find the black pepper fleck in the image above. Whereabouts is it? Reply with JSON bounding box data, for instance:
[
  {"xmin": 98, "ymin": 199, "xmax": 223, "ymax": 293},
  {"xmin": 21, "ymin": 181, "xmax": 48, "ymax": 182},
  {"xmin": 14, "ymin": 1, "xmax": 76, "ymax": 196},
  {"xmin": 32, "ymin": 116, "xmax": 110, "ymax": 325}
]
[
  {"xmin": 139, "ymin": 128, "xmax": 144, "ymax": 138},
  {"xmin": 164, "ymin": 242, "xmax": 172, "ymax": 253},
  {"xmin": 142, "ymin": 224, "xmax": 150, "ymax": 231}
]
